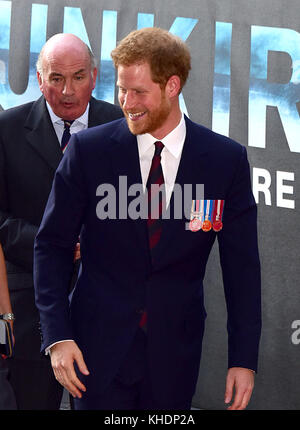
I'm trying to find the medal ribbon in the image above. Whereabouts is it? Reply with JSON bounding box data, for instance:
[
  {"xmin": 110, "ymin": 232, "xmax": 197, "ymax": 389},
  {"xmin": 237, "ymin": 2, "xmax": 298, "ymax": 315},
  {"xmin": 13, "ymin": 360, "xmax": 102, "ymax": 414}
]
[
  {"xmin": 194, "ymin": 199, "xmax": 200, "ymax": 217},
  {"xmin": 199, "ymin": 200, "xmax": 204, "ymax": 222},
  {"xmin": 212, "ymin": 200, "xmax": 224, "ymax": 223},
  {"xmin": 190, "ymin": 200, "xmax": 201, "ymax": 220},
  {"xmin": 204, "ymin": 200, "xmax": 213, "ymax": 221}
]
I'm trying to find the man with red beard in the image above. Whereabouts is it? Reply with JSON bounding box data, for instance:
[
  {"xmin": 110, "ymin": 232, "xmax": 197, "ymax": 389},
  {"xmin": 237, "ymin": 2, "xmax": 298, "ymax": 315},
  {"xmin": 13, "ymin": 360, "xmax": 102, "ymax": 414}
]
[{"xmin": 34, "ymin": 28, "xmax": 261, "ymax": 410}]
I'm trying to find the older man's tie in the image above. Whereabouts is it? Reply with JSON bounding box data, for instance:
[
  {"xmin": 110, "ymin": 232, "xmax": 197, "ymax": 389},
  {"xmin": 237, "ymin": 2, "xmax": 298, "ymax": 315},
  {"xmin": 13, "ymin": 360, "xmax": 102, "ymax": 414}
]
[
  {"xmin": 139, "ymin": 141, "xmax": 165, "ymax": 330},
  {"xmin": 61, "ymin": 120, "xmax": 74, "ymax": 152}
]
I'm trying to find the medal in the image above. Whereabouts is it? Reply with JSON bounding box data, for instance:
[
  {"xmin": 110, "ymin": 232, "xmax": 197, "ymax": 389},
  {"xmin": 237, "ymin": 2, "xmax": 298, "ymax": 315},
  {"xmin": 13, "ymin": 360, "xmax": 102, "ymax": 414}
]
[
  {"xmin": 213, "ymin": 219, "xmax": 223, "ymax": 232},
  {"xmin": 190, "ymin": 218, "xmax": 202, "ymax": 232},
  {"xmin": 202, "ymin": 200, "xmax": 212, "ymax": 232},
  {"xmin": 202, "ymin": 219, "xmax": 212, "ymax": 232},
  {"xmin": 212, "ymin": 200, "xmax": 224, "ymax": 232},
  {"xmin": 189, "ymin": 200, "xmax": 202, "ymax": 232}
]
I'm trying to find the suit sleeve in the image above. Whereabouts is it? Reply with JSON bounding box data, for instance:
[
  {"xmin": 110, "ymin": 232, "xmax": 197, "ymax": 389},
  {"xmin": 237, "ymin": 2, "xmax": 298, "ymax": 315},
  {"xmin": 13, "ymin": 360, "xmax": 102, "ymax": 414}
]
[
  {"xmin": 217, "ymin": 145, "xmax": 262, "ymax": 372},
  {"xmin": 34, "ymin": 134, "xmax": 87, "ymax": 351},
  {"xmin": 0, "ymin": 136, "xmax": 38, "ymax": 272}
]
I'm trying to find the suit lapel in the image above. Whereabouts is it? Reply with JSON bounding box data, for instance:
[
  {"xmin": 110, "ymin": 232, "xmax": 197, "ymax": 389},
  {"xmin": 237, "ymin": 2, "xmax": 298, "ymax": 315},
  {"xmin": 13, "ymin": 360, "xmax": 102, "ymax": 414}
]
[
  {"xmin": 24, "ymin": 96, "xmax": 62, "ymax": 171},
  {"xmin": 109, "ymin": 120, "xmax": 150, "ymax": 256},
  {"xmin": 26, "ymin": 96, "xmax": 114, "ymax": 170}
]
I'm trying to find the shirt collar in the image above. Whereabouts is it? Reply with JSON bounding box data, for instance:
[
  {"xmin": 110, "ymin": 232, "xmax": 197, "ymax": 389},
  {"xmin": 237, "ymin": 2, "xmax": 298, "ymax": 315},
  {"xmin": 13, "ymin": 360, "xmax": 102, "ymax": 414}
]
[
  {"xmin": 46, "ymin": 101, "xmax": 90, "ymax": 128},
  {"xmin": 137, "ymin": 113, "xmax": 186, "ymax": 158}
]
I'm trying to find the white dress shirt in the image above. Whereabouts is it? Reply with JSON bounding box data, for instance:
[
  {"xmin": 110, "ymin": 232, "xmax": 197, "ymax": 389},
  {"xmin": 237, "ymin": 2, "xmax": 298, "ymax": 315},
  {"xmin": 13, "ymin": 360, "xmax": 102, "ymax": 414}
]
[
  {"xmin": 137, "ymin": 113, "xmax": 186, "ymax": 207},
  {"xmin": 46, "ymin": 102, "xmax": 89, "ymax": 143}
]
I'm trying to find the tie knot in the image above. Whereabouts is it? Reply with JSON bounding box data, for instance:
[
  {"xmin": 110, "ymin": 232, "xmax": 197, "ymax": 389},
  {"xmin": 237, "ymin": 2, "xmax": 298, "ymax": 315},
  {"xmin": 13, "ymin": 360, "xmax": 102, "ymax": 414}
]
[
  {"xmin": 154, "ymin": 141, "xmax": 164, "ymax": 157},
  {"xmin": 63, "ymin": 119, "xmax": 74, "ymax": 130}
]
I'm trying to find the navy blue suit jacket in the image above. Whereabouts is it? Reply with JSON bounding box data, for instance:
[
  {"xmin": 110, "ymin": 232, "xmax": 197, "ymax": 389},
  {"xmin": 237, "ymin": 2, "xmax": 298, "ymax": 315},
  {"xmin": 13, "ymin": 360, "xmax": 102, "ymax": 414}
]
[{"xmin": 34, "ymin": 116, "xmax": 261, "ymax": 407}]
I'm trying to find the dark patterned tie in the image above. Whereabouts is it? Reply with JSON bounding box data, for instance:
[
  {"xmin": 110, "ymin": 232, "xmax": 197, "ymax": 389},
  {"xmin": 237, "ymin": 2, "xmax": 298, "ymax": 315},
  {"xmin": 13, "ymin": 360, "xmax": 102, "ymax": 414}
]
[
  {"xmin": 61, "ymin": 120, "xmax": 74, "ymax": 152},
  {"xmin": 147, "ymin": 141, "xmax": 165, "ymax": 250},
  {"xmin": 139, "ymin": 141, "xmax": 165, "ymax": 331}
]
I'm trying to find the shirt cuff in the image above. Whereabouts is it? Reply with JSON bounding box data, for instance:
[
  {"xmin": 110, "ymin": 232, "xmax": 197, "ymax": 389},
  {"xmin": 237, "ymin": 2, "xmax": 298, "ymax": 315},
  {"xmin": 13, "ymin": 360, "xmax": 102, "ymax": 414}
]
[{"xmin": 45, "ymin": 339, "xmax": 74, "ymax": 355}]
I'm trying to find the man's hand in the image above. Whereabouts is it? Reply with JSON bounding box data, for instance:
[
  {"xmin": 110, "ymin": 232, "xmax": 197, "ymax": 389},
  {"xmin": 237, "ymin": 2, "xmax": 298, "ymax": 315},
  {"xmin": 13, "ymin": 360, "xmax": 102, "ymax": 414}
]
[
  {"xmin": 224, "ymin": 367, "xmax": 255, "ymax": 410},
  {"xmin": 74, "ymin": 242, "xmax": 80, "ymax": 261},
  {"xmin": 50, "ymin": 341, "xmax": 89, "ymax": 398}
]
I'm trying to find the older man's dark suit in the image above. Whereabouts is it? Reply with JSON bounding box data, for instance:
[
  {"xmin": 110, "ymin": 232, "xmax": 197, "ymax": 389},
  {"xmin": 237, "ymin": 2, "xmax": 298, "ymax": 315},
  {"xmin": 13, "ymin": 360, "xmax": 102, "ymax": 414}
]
[
  {"xmin": 0, "ymin": 96, "xmax": 123, "ymax": 409},
  {"xmin": 34, "ymin": 116, "xmax": 261, "ymax": 409}
]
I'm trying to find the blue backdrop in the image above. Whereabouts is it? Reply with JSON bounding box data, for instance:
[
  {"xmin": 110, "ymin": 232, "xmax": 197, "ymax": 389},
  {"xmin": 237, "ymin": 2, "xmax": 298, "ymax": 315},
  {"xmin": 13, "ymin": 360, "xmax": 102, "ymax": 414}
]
[{"xmin": 0, "ymin": 0, "xmax": 299, "ymax": 410}]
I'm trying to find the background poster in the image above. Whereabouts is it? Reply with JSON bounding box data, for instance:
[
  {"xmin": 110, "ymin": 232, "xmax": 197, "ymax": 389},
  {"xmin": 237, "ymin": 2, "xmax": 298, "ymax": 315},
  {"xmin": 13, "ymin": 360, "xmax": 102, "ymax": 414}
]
[{"xmin": 1, "ymin": 0, "xmax": 299, "ymax": 410}]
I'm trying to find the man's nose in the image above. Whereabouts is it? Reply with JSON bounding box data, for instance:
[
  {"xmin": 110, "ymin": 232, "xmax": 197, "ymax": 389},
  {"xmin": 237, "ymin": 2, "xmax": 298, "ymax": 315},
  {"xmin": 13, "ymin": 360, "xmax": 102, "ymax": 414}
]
[
  {"xmin": 122, "ymin": 92, "xmax": 136, "ymax": 110},
  {"xmin": 62, "ymin": 79, "xmax": 75, "ymax": 96}
]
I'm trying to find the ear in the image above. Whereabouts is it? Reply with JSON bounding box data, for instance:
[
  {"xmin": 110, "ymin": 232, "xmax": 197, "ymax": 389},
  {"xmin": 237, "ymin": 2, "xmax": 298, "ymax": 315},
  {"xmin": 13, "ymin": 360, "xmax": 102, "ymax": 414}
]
[
  {"xmin": 165, "ymin": 75, "xmax": 181, "ymax": 98},
  {"xmin": 37, "ymin": 71, "xmax": 43, "ymax": 93},
  {"xmin": 91, "ymin": 67, "xmax": 98, "ymax": 90}
]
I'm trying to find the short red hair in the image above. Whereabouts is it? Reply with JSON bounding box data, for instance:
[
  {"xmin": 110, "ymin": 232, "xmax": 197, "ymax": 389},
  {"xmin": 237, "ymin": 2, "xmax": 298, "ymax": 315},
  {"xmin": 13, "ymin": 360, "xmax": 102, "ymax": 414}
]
[{"xmin": 111, "ymin": 27, "xmax": 191, "ymax": 92}]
